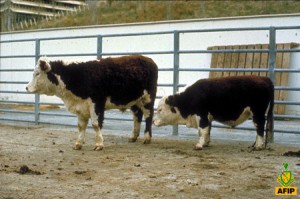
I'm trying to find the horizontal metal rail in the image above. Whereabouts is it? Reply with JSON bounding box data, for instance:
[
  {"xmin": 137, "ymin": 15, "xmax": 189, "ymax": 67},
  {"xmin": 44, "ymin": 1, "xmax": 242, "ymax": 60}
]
[
  {"xmin": 0, "ymin": 109, "xmax": 34, "ymax": 115},
  {"xmin": 0, "ymin": 91, "xmax": 29, "ymax": 94},
  {"xmin": 0, "ymin": 66, "xmax": 293, "ymax": 73},
  {"xmin": 0, "ymin": 69, "xmax": 33, "ymax": 72},
  {"xmin": 275, "ymin": 101, "xmax": 300, "ymax": 105},
  {"xmin": 0, "ymin": 118, "xmax": 35, "ymax": 123},
  {"xmin": 2, "ymin": 25, "xmax": 300, "ymax": 44},
  {"xmin": 213, "ymin": 124, "xmax": 300, "ymax": 135},
  {"xmin": 179, "ymin": 49, "xmax": 300, "ymax": 54},
  {"xmin": 0, "ymin": 81, "xmax": 28, "ymax": 84},
  {"xmin": 2, "ymin": 49, "xmax": 300, "ymax": 60}
]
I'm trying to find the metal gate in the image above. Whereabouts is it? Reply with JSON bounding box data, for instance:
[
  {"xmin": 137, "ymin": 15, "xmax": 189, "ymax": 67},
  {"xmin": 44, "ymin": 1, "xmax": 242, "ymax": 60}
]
[{"xmin": 1, "ymin": 26, "xmax": 300, "ymax": 138}]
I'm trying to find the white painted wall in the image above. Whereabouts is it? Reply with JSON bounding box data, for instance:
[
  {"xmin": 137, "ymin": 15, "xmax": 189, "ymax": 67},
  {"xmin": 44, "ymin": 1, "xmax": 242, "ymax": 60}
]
[{"xmin": 1, "ymin": 14, "xmax": 300, "ymax": 115}]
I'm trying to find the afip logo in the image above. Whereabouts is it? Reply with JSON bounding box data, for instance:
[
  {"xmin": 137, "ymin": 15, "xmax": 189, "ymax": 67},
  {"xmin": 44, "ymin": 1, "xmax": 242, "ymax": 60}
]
[{"xmin": 275, "ymin": 162, "xmax": 297, "ymax": 196}]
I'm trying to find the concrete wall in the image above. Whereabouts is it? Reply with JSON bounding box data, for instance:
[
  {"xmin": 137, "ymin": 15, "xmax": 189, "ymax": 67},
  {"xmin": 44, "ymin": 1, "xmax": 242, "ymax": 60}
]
[{"xmin": 1, "ymin": 14, "xmax": 300, "ymax": 115}]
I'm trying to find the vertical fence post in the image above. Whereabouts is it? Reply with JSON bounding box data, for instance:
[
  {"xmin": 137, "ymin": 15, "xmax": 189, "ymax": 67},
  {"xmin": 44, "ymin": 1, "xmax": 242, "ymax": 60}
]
[
  {"xmin": 97, "ymin": 35, "xmax": 102, "ymax": 59},
  {"xmin": 268, "ymin": 27, "xmax": 276, "ymax": 83},
  {"xmin": 34, "ymin": 39, "xmax": 40, "ymax": 125},
  {"xmin": 172, "ymin": 31, "xmax": 180, "ymax": 136},
  {"xmin": 268, "ymin": 26, "xmax": 276, "ymax": 143}
]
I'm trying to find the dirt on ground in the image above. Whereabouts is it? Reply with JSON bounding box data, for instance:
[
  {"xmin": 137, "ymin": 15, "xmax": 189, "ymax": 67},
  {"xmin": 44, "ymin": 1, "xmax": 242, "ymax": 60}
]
[{"xmin": 0, "ymin": 123, "xmax": 299, "ymax": 199}]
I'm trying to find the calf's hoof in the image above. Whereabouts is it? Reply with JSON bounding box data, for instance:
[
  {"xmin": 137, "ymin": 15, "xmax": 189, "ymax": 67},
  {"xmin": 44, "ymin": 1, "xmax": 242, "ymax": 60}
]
[
  {"xmin": 254, "ymin": 146, "xmax": 264, "ymax": 151},
  {"xmin": 128, "ymin": 137, "xmax": 138, "ymax": 143},
  {"xmin": 94, "ymin": 144, "xmax": 104, "ymax": 151},
  {"xmin": 194, "ymin": 143, "xmax": 203, "ymax": 150},
  {"xmin": 143, "ymin": 132, "xmax": 151, "ymax": 144},
  {"xmin": 74, "ymin": 143, "xmax": 82, "ymax": 150},
  {"xmin": 143, "ymin": 139, "xmax": 151, "ymax": 144},
  {"xmin": 195, "ymin": 141, "xmax": 210, "ymax": 150}
]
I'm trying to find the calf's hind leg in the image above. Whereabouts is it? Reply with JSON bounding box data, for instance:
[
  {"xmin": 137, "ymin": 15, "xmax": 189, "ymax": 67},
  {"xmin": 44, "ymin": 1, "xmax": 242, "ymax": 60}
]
[
  {"xmin": 142, "ymin": 103, "xmax": 154, "ymax": 144},
  {"xmin": 92, "ymin": 103, "xmax": 104, "ymax": 151},
  {"xmin": 129, "ymin": 105, "xmax": 143, "ymax": 142},
  {"xmin": 252, "ymin": 113, "xmax": 266, "ymax": 150}
]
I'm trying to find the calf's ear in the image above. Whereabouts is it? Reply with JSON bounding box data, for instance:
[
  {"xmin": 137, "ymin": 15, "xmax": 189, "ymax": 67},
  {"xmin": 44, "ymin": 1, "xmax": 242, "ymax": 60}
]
[
  {"xmin": 166, "ymin": 96, "xmax": 177, "ymax": 113},
  {"xmin": 39, "ymin": 59, "xmax": 51, "ymax": 72},
  {"xmin": 166, "ymin": 95, "xmax": 176, "ymax": 106}
]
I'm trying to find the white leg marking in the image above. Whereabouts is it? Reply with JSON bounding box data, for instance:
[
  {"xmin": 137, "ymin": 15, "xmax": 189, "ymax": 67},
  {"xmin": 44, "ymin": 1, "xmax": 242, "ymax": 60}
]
[
  {"xmin": 74, "ymin": 117, "xmax": 88, "ymax": 150},
  {"xmin": 129, "ymin": 115, "xmax": 141, "ymax": 142},
  {"xmin": 195, "ymin": 127, "xmax": 210, "ymax": 150},
  {"xmin": 90, "ymin": 105, "xmax": 104, "ymax": 151},
  {"xmin": 255, "ymin": 135, "xmax": 264, "ymax": 150},
  {"xmin": 143, "ymin": 131, "xmax": 151, "ymax": 144},
  {"xmin": 93, "ymin": 123, "xmax": 104, "ymax": 151}
]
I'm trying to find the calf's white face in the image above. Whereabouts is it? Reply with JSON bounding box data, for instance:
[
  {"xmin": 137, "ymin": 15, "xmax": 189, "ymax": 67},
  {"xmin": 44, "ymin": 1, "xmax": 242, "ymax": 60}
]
[
  {"xmin": 26, "ymin": 58, "xmax": 57, "ymax": 95},
  {"xmin": 153, "ymin": 96, "xmax": 187, "ymax": 127}
]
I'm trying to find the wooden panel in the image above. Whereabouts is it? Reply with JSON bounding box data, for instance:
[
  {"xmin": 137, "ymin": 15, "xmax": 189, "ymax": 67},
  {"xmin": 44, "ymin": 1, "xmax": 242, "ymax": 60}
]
[
  {"xmin": 277, "ymin": 43, "xmax": 292, "ymax": 114},
  {"xmin": 209, "ymin": 46, "xmax": 219, "ymax": 78},
  {"xmin": 223, "ymin": 46, "xmax": 233, "ymax": 77},
  {"xmin": 252, "ymin": 44, "xmax": 262, "ymax": 76},
  {"xmin": 207, "ymin": 42, "xmax": 299, "ymax": 115},
  {"xmin": 229, "ymin": 45, "xmax": 239, "ymax": 77},
  {"xmin": 245, "ymin": 45, "xmax": 254, "ymax": 76},
  {"xmin": 215, "ymin": 46, "xmax": 225, "ymax": 78},
  {"xmin": 274, "ymin": 44, "xmax": 284, "ymax": 114},
  {"xmin": 237, "ymin": 45, "xmax": 247, "ymax": 76}
]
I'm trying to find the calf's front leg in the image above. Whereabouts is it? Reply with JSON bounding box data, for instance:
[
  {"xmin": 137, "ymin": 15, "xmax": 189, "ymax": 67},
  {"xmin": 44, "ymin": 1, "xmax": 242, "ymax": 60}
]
[
  {"xmin": 74, "ymin": 116, "xmax": 88, "ymax": 150},
  {"xmin": 195, "ymin": 127, "xmax": 211, "ymax": 150},
  {"xmin": 142, "ymin": 103, "xmax": 154, "ymax": 144},
  {"xmin": 92, "ymin": 121, "xmax": 104, "ymax": 151},
  {"xmin": 92, "ymin": 103, "xmax": 104, "ymax": 151},
  {"xmin": 129, "ymin": 105, "xmax": 142, "ymax": 142},
  {"xmin": 195, "ymin": 117, "xmax": 211, "ymax": 150}
]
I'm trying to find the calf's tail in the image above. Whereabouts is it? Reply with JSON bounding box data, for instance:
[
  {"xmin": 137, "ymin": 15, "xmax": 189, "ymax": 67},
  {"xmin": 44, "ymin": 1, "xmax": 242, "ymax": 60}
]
[{"xmin": 265, "ymin": 86, "xmax": 274, "ymax": 147}]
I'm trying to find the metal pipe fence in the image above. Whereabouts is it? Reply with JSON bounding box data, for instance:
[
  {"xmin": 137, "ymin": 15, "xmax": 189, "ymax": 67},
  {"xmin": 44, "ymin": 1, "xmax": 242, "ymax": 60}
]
[{"xmin": 0, "ymin": 26, "xmax": 300, "ymax": 139}]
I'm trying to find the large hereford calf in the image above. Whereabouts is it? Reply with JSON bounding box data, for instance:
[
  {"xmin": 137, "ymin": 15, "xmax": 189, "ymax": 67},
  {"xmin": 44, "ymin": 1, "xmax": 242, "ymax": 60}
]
[
  {"xmin": 26, "ymin": 55, "xmax": 158, "ymax": 150},
  {"xmin": 153, "ymin": 76, "xmax": 274, "ymax": 150}
]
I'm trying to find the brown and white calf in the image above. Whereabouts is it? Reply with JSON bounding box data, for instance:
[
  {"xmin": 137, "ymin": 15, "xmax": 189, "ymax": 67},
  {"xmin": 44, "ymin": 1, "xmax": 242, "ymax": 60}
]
[
  {"xmin": 26, "ymin": 55, "xmax": 158, "ymax": 150},
  {"xmin": 153, "ymin": 76, "xmax": 274, "ymax": 150}
]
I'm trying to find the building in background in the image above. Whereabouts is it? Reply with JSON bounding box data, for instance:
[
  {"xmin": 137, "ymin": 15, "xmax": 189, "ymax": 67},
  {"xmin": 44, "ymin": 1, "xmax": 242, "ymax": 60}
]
[{"xmin": 0, "ymin": 0, "xmax": 87, "ymax": 31}]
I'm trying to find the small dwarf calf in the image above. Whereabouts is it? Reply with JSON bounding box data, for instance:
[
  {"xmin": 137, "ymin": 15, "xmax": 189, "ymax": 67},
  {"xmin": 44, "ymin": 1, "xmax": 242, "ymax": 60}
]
[
  {"xmin": 153, "ymin": 76, "xmax": 274, "ymax": 150},
  {"xmin": 26, "ymin": 55, "xmax": 158, "ymax": 150}
]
